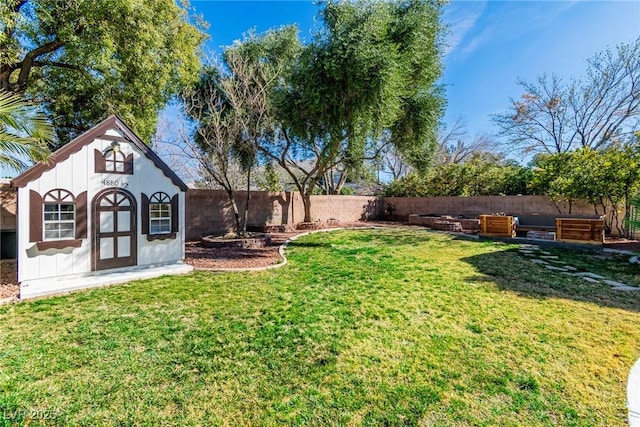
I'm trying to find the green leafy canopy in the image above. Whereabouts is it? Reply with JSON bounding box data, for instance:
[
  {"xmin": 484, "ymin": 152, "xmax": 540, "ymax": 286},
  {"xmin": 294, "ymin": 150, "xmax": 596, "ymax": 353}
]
[{"xmin": 1, "ymin": 0, "xmax": 206, "ymax": 146}]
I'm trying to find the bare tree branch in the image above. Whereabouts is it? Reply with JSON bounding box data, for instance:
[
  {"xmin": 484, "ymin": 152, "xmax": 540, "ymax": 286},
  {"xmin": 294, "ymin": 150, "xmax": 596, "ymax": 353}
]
[{"xmin": 493, "ymin": 38, "xmax": 640, "ymax": 154}]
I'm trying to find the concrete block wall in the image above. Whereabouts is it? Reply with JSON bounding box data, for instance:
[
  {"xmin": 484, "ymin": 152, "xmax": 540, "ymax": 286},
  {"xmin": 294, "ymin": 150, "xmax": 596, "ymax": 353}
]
[
  {"xmin": 0, "ymin": 183, "xmax": 17, "ymax": 231},
  {"xmin": 383, "ymin": 195, "xmax": 598, "ymax": 220},
  {"xmin": 185, "ymin": 190, "xmax": 380, "ymax": 239}
]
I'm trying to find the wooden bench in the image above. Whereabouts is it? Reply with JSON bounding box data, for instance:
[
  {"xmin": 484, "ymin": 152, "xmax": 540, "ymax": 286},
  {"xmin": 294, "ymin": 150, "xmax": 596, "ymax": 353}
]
[
  {"xmin": 479, "ymin": 215, "xmax": 515, "ymax": 237},
  {"xmin": 514, "ymin": 215, "xmax": 556, "ymax": 234}
]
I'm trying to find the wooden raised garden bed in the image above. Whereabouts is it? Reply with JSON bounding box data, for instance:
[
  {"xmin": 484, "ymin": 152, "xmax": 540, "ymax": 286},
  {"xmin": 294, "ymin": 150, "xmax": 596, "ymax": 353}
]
[
  {"xmin": 555, "ymin": 217, "xmax": 604, "ymax": 244},
  {"xmin": 479, "ymin": 215, "xmax": 515, "ymax": 238}
]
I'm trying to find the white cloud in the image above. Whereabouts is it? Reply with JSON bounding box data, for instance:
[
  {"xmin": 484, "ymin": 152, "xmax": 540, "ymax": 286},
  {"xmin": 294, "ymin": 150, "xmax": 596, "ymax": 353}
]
[{"xmin": 443, "ymin": 1, "xmax": 487, "ymax": 58}]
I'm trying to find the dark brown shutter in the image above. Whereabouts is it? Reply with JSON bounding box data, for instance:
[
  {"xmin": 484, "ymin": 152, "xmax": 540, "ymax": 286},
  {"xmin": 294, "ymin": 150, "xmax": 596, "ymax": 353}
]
[
  {"xmin": 124, "ymin": 153, "xmax": 134, "ymax": 174},
  {"xmin": 75, "ymin": 191, "xmax": 87, "ymax": 239},
  {"xmin": 171, "ymin": 194, "xmax": 179, "ymax": 233},
  {"xmin": 94, "ymin": 149, "xmax": 106, "ymax": 173},
  {"xmin": 29, "ymin": 190, "xmax": 43, "ymax": 242},
  {"xmin": 141, "ymin": 192, "xmax": 149, "ymax": 235}
]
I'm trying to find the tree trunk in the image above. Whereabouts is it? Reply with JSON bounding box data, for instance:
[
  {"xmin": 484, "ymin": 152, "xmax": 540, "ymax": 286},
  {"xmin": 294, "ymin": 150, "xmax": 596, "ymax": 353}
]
[
  {"xmin": 334, "ymin": 171, "xmax": 349, "ymax": 195},
  {"xmin": 225, "ymin": 188, "xmax": 242, "ymax": 236},
  {"xmin": 242, "ymin": 168, "xmax": 251, "ymax": 237},
  {"xmin": 599, "ymin": 198, "xmax": 612, "ymax": 235},
  {"xmin": 609, "ymin": 197, "xmax": 625, "ymax": 237},
  {"xmin": 302, "ymin": 191, "xmax": 312, "ymax": 222}
]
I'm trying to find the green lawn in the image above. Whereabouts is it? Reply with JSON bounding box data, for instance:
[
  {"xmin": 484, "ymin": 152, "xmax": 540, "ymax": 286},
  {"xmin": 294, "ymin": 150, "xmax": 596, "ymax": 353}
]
[{"xmin": 1, "ymin": 229, "xmax": 639, "ymax": 426}]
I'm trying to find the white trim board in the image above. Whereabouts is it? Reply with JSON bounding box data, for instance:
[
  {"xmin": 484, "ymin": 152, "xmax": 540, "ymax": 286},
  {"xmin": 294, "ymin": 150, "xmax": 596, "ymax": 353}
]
[{"xmin": 630, "ymin": 358, "xmax": 640, "ymax": 426}]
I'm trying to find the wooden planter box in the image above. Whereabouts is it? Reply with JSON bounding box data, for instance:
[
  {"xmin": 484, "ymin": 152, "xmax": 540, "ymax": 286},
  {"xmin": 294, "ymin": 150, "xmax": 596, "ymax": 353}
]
[
  {"xmin": 479, "ymin": 215, "xmax": 515, "ymax": 238},
  {"xmin": 555, "ymin": 218, "xmax": 604, "ymax": 244}
]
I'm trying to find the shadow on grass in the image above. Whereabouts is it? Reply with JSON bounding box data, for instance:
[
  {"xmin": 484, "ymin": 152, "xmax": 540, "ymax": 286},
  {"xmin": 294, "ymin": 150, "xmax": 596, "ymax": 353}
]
[
  {"xmin": 291, "ymin": 227, "xmax": 443, "ymax": 247},
  {"xmin": 287, "ymin": 241, "xmax": 332, "ymax": 249},
  {"xmin": 461, "ymin": 248, "xmax": 640, "ymax": 313}
]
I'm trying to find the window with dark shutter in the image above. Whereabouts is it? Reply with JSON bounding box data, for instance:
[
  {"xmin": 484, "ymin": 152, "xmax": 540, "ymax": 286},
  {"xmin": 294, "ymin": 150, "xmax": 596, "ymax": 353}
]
[
  {"xmin": 43, "ymin": 189, "xmax": 75, "ymax": 240},
  {"xmin": 30, "ymin": 189, "xmax": 84, "ymax": 250},
  {"xmin": 94, "ymin": 143, "xmax": 133, "ymax": 175},
  {"xmin": 141, "ymin": 192, "xmax": 178, "ymax": 241}
]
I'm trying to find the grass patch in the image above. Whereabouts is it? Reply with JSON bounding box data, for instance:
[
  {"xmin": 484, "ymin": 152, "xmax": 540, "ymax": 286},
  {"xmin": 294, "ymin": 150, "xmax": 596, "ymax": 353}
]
[{"xmin": 1, "ymin": 229, "xmax": 639, "ymax": 425}]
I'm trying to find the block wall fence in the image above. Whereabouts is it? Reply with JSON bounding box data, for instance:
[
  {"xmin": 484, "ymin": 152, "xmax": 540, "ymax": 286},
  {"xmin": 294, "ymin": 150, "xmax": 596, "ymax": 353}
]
[
  {"xmin": 0, "ymin": 186, "xmax": 17, "ymax": 232},
  {"xmin": 185, "ymin": 190, "xmax": 606, "ymax": 239},
  {"xmin": 185, "ymin": 190, "xmax": 381, "ymax": 239}
]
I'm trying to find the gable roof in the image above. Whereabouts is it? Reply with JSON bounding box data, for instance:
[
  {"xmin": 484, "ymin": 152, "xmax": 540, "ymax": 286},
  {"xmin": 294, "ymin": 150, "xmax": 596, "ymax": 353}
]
[{"xmin": 12, "ymin": 115, "xmax": 188, "ymax": 191}]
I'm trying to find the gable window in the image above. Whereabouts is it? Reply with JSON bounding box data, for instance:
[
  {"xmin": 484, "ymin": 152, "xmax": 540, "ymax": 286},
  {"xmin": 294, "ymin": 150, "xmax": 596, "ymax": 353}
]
[
  {"xmin": 149, "ymin": 192, "xmax": 172, "ymax": 234},
  {"xmin": 94, "ymin": 141, "xmax": 134, "ymax": 175},
  {"xmin": 105, "ymin": 149, "xmax": 126, "ymax": 172}
]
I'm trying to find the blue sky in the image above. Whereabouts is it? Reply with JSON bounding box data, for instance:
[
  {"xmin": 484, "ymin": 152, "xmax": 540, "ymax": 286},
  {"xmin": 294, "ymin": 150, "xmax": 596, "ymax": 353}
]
[
  {"xmin": 2, "ymin": 1, "xmax": 638, "ymax": 178},
  {"xmin": 191, "ymin": 0, "xmax": 640, "ymax": 150}
]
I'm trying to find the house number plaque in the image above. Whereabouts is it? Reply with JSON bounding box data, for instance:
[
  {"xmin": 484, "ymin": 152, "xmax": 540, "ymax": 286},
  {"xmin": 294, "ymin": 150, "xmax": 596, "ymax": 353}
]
[{"xmin": 101, "ymin": 179, "xmax": 129, "ymax": 188}]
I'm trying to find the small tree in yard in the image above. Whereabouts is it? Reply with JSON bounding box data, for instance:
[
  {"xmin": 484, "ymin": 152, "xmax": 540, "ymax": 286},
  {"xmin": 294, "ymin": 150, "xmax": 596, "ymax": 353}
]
[
  {"xmin": 182, "ymin": 58, "xmax": 267, "ymax": 236},
  {"xmin": 532, "ymin": 143, "xmax": 640, "ymax": 235},
  {"xmin": 264, "ymin": 0, "xmax": 446, "ymax": 222},
  {"xmin": 530, "ymin": 152, "xmax": 580, "ymax": 213},
  {"xmin": 181, "ymin": 28, "xmax": 294, "ymax": 236},
  {"xmin": 182, "ymin": 66, "xmax": 246, "ymax": 236}
]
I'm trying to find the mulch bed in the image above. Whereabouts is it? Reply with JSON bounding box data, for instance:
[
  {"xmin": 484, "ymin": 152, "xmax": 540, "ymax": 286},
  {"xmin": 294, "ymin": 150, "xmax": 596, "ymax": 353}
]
[
  {"xmin": 604, "ymin": 238, "xmax": 640, "ymax": 252},
  {"xmin": 184, "ymin": 231, "xmax": 294, "ymax": 270},
  {"xmin": 0, "ymin": 260, "xmax": 18, "ymax": 300}
]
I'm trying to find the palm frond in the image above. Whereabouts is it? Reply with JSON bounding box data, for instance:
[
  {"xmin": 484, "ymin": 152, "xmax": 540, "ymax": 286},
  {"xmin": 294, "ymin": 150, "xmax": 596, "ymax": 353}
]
[{"xmin": 0, "ymin": 90, "xmax": 54, "ymax": 172}]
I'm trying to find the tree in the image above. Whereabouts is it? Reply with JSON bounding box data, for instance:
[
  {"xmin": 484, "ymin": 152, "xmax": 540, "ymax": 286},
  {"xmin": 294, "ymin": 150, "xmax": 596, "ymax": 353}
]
[
  {"xmin": 1, "ymin": 0, "xmax": 204, "ymax": 145},
  {"xmin": 531, "ymin": 143, "xmax": 640, "ymax": 235},
  {"xmin": 493, "ymin": 38, "xmax": 640, "ymax": 154},
  {"xmin": 262, "ymin": 0, "xmax": 445, "ymax": 221},
  {"xmin": 181, "ymin": 65, "xmax": 249, "ymax": 237},
  {"xmin": 384, "ymin": 153, "xmax": 531, "ymax": 197},
  {"xmin": 436, "ymin": 116, "xmax": 499, "ymax": 164},
  {"xmin": 181, "ymin": 27, "xmax": 297, "ymax": 236},
  {"xmin": 0, "ymin": 90, "xmax": 52, "ymax": 172},
  {"xmin": 529, "ymin": 152, "xmax": 578, "ymax": 212}
]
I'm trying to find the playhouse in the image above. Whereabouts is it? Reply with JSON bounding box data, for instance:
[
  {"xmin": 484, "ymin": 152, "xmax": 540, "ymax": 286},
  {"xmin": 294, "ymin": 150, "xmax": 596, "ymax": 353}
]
[{"xmin": 12, "ymin": 115, "xmax": 192, "ymax": 298}]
